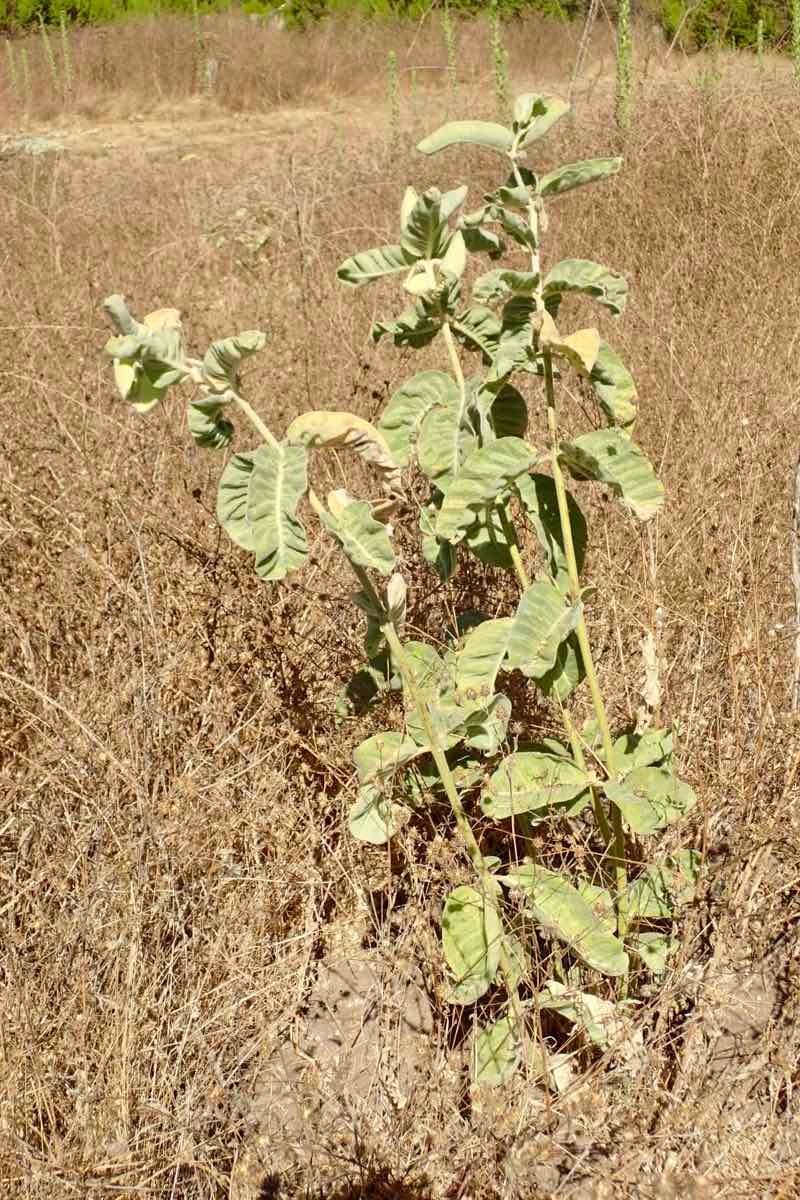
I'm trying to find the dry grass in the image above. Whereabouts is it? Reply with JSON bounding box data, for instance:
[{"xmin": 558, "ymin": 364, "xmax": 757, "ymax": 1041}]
[{"xmin": 1, "ymin": 13, "xmax": 800, "ymax": 1200}]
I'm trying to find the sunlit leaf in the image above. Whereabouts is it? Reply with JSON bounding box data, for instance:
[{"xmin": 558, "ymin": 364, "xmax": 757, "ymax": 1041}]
[
  {"xmin": 216, "ymin": 450, "xmax": 256, "ymax": 551},
  {"xmin": 538, "ymin": 157, "xmax": 622, "ymax": 197},
  {"xmin": 246, "ymin": 442, "xmax": 309, "ymax": 581},
  {"xmin": 417, "ymin": 120, "xmax": 514, "ymax": 156},
  {"xmin": 472, "ymin": 1015, "xmax": 521, "ymax": 1087},
  {"xmin": 442, "ymin": 884, "xmax": 503, "ymax": 1005},
  {"xmin": 505, "ymin": 580, "xmax": 582, "ymax": 678},
  {"xmin": 337, "ymin": 243, "xmax": 411, "ymax": 287},
  {"xmin": 436, "ymin": 438, "xmax": 537, "ymax": 543},
  {"xmin": 482, "ymin": 751, "xmax": 590, "ymax": 820},
  {"xmin": 348, "ymin": 785, "xmax": 411, "ymax": 845},
  {"xmin": 543, "ymin": 259, "xmax": 628, "ymax": 317},
  {"xmin": 201, "ymin": 330, "xmax": 266, "ymax": 392},
  {"xmin": 321, "ymin": 499, "xmax": 396, "ymax": 576},
  {"xmin": 559, "ymin": 428, "xmax": 665, "ymax": 521},
  {"xmin": 590, "ymin": 340, "xmax": 638, "ymax": 429}
]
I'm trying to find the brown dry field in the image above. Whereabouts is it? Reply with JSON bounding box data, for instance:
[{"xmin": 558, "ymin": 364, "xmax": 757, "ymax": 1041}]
[{"xmin": 2, "ymin": 11, "xmax": 800, "ymax": 1200}]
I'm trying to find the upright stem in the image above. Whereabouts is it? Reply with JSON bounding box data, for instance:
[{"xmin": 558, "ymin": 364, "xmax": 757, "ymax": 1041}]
[
  {"xmin": 381, "ymin": 622, "xmax": 528, "ymax": 1046},
  {"xmin": 441, "ymin": 287, "xmax": 530, "ymax": 592},
  {"xmin": 509, "ymin": 155, "xmax": 629, "ymax": 943}
]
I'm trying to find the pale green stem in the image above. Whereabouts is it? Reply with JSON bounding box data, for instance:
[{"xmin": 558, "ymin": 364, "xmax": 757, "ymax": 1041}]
[
  {"xmin": 439, "ymin": 272, "xmax": 530, "ymax": 591},
  {"xmin": 507, "ymin": 156, "xmax": 629, "ymax": 945},
  {"xmin": 231, "ymin": 390, "xmax": 279, "ymax": 448},
  {"xmin": 381, "ymin": 621, "xmax": 528, "ymax": 1045}
]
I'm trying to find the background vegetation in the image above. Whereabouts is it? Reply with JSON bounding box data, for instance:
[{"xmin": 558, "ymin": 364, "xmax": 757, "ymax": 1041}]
[{"xmin": 0, "ymin": 0, "xmax": 795, "ymax": 51}]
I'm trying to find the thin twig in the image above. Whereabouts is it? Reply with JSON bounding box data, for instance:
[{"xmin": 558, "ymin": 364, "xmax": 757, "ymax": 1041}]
[{"xmin": 790, "ymin": 453, "xmax": 800, "ymax": 711}]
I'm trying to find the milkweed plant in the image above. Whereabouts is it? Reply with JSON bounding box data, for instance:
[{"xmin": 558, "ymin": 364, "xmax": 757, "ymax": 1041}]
[{"xmin": 102, "ymin": 92, "xmax": 699, "ymax": 1090}]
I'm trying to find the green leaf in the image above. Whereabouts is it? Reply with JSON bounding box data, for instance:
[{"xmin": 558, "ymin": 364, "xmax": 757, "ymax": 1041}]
[
  {"xmin": 436, "ymin": 438, "xmax": 537, "ymax": 543},
  {"xmin": 485, "ymin": 380, "xmax": 528, "ymax": 440},
  {"xmin": 612, "ymin": 728, "xmax": 673, "ymax": 776},
  {"xmin": 589, "ymin": 340, "xmax": 638, "ymax": 429},
  {"xmin": 462, "ymin": 222, "xmax": 504, "ymax": 259},
  {"xmin": 516, "ymin": 472, "xmax": 587, "ymax": 592},
  {"xmin": 513, "ymin": 93, "xmax": 570, "ymax": 146},
  {"xmin": 496, "ymin": 207, "xmax": 537, "ymax": 252},
  {"xmin": 626, "ymin": 851, "xmax": 701, "ymax": 919},
  {"xmin": 543, "ymin": 259, "xmax": 628, "ymax": 317},
  {"xmin": 507, "ymin": 864, "xmax": 629, "ymax": 977},
  {"xmin": 201, "ymin": 330, "xmax": 266, "ymax": 392},
  {"xmin": 575, "ymin": 879, "xmax": 617, "ymax": 935},
  {"xmin": 472, "ymin": 269, "xmax": 540, "ymax": 306},
  {"xmin": 247, "ymin": 443, "xmax": 309, "ymax": 581},
  {"xmin": 472, "ymin": 1015, "xmax": 521, "ymax": 1087},
  {"xmin": 285, "ymin": 410, "xmax": 401, "ymax": 500},
  {"xmin": 536, "ymin": 633, "xmax": 585, "ymax": 700},
  {"xmin": 538, "ymin": 157, "xmax": 622, "ymax": 197},
  {"xmin": 559, "ymin": 428, "xmax": 665, "ymax": 521},
  {"xmin": 441, "ymin": 884, "xmax": 503, "ymax": 1005},
  {"xmin": 401, "ymin": 640, "xmax": 450, "ymax": 706},
  {"xmin": 321, "ymin": 499, "xmax": 396, "ymax": 576},
  {"xmin": 463, "ymin": 505, "xmax": 515, "ymax": 571},
  {"xmin": 337, "ymin": 243, "xmax": 410, "ymax": 287},
  {"xmin": 629, "ymin": 931, "xmax": 677, "ymax": 975},
  {"xmin": 450, "ymin": 305, "xmax": 502, "ymax": 361},
  {"xmin": 353, "ymin": 731, "xmax": 423, "ymax": 784},
  {"xmin": 216, "ymin": 450, "xmax": 256, "ymax": 551},
  {"xmin": 420, "ymin": 502, "xmax": 458, "ymax": 581},
  {"xmin": 482, "ymin": 751, "xmax": 590, "ymax": 820},
  {"xmin": 417, "ymin": 120, "xmax": 514, "ymax": 156},
  {"xmin": 463, "ymin": 692, "xmax": 512, "ymax": 756},
  {"xmin": 371, "ymin": 299, "xmax": 443, "ymax": 349},
  {"xmin": 417, "ymin": 403, "xmax": 475, "ymax": 489},
  {"xmin": 400, "ymin": 188, "xmax": 454, "ymax": 261},
  {"xmin": 187, "ymin": 399, "xmax": 234, "ymax": 450},
  {"xmin": 505, "ymin": 580, "xmax": 582, "ymax": 679},
  {"xmin": 348, "ymin": 785, "xmax": 411, "ymax": 845},
  {"xmin": 604, "ymin": 767, "xmax": 697, "ymax": 836},
  {"xmin": 455, "ymin": 618, "xmax": 513, "ymax": 701}
]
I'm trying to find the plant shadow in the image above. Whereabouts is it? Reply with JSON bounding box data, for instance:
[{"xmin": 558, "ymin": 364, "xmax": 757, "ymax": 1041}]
[{"xmin": 258, "ymin": 1167, "xmax": 433, "ymax": 1199}]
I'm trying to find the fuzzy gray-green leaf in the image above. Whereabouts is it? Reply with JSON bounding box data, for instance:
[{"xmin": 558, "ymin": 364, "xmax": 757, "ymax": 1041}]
[
  {"xmin": 590, "ymin": 340, "xmax": 638, "ymax": 429},
  {"xmin": 536, "ymin": 633, "xmax": 585, "ymax": 700},
  {"xmin": 455, "ymin": 618, "xmax": 513, "ymax": 700},
  {"xmin": 247, "ymin": 443, "xmax": 309, "ymax": 581},
  {"xmin": 543, "ymin": 259, "xmax": 628, "ymax": 317},
  {"xmin": 417, "ymin": 404, "xmax": 475, "ymax": 489},
  {"xmin": 337, "ymin": 243, "xmax": 410, "ymax": 287},
  {"xmin": 559, "ymin": 428, "xmax": 665, "ymax": 521},
  {"xmin": 482, "ymin": 751, "xmax": 590, "ymax": 820},
  {"xmin": 379, "ymin": 370, "xmax": 460, "ymax": 466},
  {"xmin": 442, "ymin": 884, "xmax": 503, "ymax": 1005},
  {"xmin": 513, "ymin": 93, "xmax": 570, "ymax": 146},
  {"xmin": 505, "ymin": 580, "xmax": 582, "ymax": 678},
  {"xmin": 508, "ymin": 864, "xmax": 629, "ymax": 977},
  {"xmin": 472, "ymin": 1016, "xmax": 521, "ymax": 1087},
  {"xmin": 627, "ymin": 851, "xmax": 701, "ymax": 920},
  {"xmin": 604, "ymin": 767, "xmax": 696, "ymax": 835},
  {"xmin": 516, "ymin": 472, "xmax": 587, "ymax": 592},
  {"xmin": 322, "ymin": 500, "xmax": 396, "ymax": 576},
  {"xmin": 201, "ymin": 330, "xmax": 267, "ymax": 392},
  {"xmin": 217, "ymin": 450, "xmax": 256, "ymax": 551},
  {"xmin": 538, "ymin": 157, "xmax": 622, "ymax": 197},
  {"xmin": 187, "ymin": 399, "xmax": 234, "ymax": 450},
  {"xmin": 417, "ymin": 120, "xmax": 514, "ymax": 156},
  {"xmin": 354, "ymin": 731, "xmax": 422, "ymax": 784},
  {"xmin": 349, "ymin": 785, "xmax": 411, "ymax": 845},
  {"xmin": 436, "ymin": 438, "xmax": 537, "ymax": 543},
  {"xmin": 420, "ymin": 502, "xmax": 458, "ymax": 581}
]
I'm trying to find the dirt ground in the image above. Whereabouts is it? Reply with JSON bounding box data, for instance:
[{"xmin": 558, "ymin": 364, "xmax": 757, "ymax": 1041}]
[{"xmin": 2, "ymin": 29, "xmax": 800, "ymax": 1200}]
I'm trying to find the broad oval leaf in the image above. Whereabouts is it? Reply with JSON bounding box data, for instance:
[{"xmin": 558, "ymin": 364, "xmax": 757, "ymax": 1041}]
[
  {"xmin": 187, "ymin": 399, "xmax": 234, "ymax": 450},
  {"xmin": 353, "ymin": 730, "xmax": 422, "ymax": 784},
  {"xmin": 626, "ymin": 850, "xmax": 701, "ymax": 919},
  {"xmin": 590, "ymin": 340, "xmax": 638, "ymax": 429},
  {"xmin": 514, "ymin": 93, "xmax": 570, "ymax": 146},
  {"xmin": 420, "ymin": 502, "xmax": 458, "ymax": 581},
  {"xmin": 441, "ymin": 885, "xmax": 503, "ymax": 1005},
  {"xmin": 629, "ymin": 931, "xmax": 677, "ymax": 975},
  {"xmin": 559, "ymin": 428, "xmax": 665, "ymax": 521},
  {"xmin": 536, "ymin": 633, "xmax": 586, "ymax": 700},
  {"xmin": 349, "ymin": 785, "xmax": 411, "ymax": 845},
  {"xmin": 285, "ymin": 410, "xmax": 402, "ymax": 500},
  {"xmin": 612, "ymin": 728, "xmax": 673, "ymax": 776},
  {"xmin": 247, "ymin": 442, "xmax": 309, "ymax": 581},
  {"xmin": 450, "ymin": 305, "xmax": 502, "ymax": 361},
  {"xmin": 604, "ymin": 766, "xmax": 696, "ymax": 835},
  {"xmin": 538, "ymin": 980, "xmax": 640, "ymax": 1057},
  {"xmin": 401, "ymin": 188, "xmax": 452, "ymax": 261},
  {"xmin": 508, "ymin": 864, "xmax": 629, "ymax": 977},
  {"xmin": 417, "ymin": 403, "xmax": 475, "ymax": 489},
  {"xmin": 436, "ymin": 438, "xmax": 538, "ymax": 543},
  {"xmin": 321, "ymin": 499, "xmax": 396, "ymax": 575},
  {"xmin": 371, "ymin": 299, "xmax": 443, "ymax": 349},
  {"xmin": 201, "ymin": 330, "xmax": 266, "ymax": 393},
  {"xmin": 417, "ymin": 120, "xmax": 514, "ymax": 156},
  {"xmin": 505, "ymin": 580, "xmax": 582, "ymax": 679},
  {"xmin": 538, "ymin": 157, "xmax": 622, "ymax": 197},
  {"xmin": 472, "ymin": 1015, "xmax": 521, "ymax": 1087},
  {"xmin": 455, "ymin": 618, "xmax": 513, "ymax": 701},
  {"xmin": 464, "ymin": 505, "xmax": 515, "ymax": 571},
  {"xmin": 482, "ymin": 751, "xmax": 590, "ymax": 820},
  {"xmin": 217, "ymin": 450, "xmax": 256, "ymax": 551},
  {"xmin": 337, "ymin": 243, "xmax": 410, "ymax": 288},
  {"xmin": 543, "ymin": 259, "xmax": 628, "ymax": 317},
  {"xmin": 516, "ymin": 471, "xmax": 587, "ymax": 592}
]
